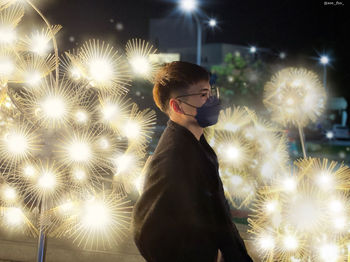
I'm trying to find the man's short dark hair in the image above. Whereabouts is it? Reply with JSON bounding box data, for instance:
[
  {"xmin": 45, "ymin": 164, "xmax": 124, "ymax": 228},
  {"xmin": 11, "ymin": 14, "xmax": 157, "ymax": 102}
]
[{"xmin": 153, "ymin": 61, "xmax": 210, "ymax": 114}]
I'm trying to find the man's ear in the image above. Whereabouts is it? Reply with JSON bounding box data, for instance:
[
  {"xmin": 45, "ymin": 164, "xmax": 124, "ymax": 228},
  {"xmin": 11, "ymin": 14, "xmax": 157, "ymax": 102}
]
[{"xmin": 169, "ymin": 98, "xmax": 182, "ymax": 114}]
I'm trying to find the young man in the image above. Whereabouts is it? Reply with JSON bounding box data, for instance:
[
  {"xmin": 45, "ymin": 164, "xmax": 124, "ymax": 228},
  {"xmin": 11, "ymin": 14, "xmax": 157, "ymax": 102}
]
[{"xmin": 132, "ymin": 61, "xmax": 253, "ymax": 262}]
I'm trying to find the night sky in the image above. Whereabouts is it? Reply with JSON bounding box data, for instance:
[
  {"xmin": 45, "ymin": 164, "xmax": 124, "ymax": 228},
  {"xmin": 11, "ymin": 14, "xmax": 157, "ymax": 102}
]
[{"xmin": 42, "ymin": 0, "xmax": 349, "ymax": 100}]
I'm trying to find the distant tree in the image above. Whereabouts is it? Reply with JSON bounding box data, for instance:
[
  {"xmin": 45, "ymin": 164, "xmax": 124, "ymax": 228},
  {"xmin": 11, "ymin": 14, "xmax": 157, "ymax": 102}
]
[{"xmin": 211, "ymin": 52, "xmax": 269, "ymax": 110}]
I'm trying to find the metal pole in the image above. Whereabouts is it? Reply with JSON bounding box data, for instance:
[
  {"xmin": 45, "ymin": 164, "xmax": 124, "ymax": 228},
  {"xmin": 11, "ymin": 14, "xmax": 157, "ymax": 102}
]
[
  {"xmin": 323, "ymin": 65, "xmax": 327, "ymax": 92},
  {"xmin": 37, "ymin": 230, "xmax": 46, "ymax": 262},
  {"xmin": 193, "ymin": 14, "xmax": 202, "ymax": 65},
  {"xmin": 36, "ymin": 201, "xmax": 47, "ymax": 262},
  {"xmin": 298, "ymin": 124, "xmax": 307, "ymax": 158}
]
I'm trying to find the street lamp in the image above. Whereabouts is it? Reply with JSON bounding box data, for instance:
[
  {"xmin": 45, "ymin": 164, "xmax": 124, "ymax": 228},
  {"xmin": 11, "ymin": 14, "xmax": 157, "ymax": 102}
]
[
  {"xmin": 179, "ymin": 0, "xmax": 202, "ymax": 65},
  {"xmin": 326, "ymin": 131, "xmax": 334, "ymax": 139},
  {"xmin": 320, "ymin": 55, "xmax": 329, "ymax": 92},
  {"xmin": 209, "ymin": 18, "xmax": 217, "ymax": 27},
  {"xmin": 279, "ymin": 52, "xmax": 286, "ymax": 59},
  {"xmin": 250, "ymin": 46, "xmax": 257, "ymax": 54},
  {"xmin": 178, "ymin": 1, "xmax": 217, "ymax": 65},
  {"xmin": 249, "ymin": 46, "xmax": 257, "ymax": 61},
  {"xmin": 180, "ymin": 0, "xmax": 197, "ymax": 12},
  {"xmin": 179, "ymin": 0, "xmax": 215, "ymax": 66}
]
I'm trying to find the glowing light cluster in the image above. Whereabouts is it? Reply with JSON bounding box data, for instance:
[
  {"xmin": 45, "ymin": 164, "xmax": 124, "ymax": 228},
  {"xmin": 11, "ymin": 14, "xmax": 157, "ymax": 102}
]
[
  {"xmin": 46, "ymin": 191, "xmax": 132, "ymax": 250},
  {"xmin": 64, "ymin": 39, "xmax": 131, "ymax": 95},
  {"xmin": 0, "ymin": 0, "xmax": 157, "ymax": 251},
  {"xmin": 206, "ymin": 106, "xmax": 289, "ymax": 208},
  {"xmin": 263, "ymin": 67, "xmax": 326, "ymax": 127},
  {"xmin": 125, "ymin": 38, "xmax": 159, "ymax": 81},
  {"xmin": 248, "ymin": 158, "xmax": 350, "ymax": 261}
]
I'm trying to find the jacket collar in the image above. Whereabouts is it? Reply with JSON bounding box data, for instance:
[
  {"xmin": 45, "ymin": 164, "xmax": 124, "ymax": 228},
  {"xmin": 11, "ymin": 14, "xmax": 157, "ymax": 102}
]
[
  {"xmin": 167, "ymin": 119, "xmax": 219, "ymax": 174},
  {"xmin": 167, "ymin": 119, "xmax": 204, "ymax": 142}
]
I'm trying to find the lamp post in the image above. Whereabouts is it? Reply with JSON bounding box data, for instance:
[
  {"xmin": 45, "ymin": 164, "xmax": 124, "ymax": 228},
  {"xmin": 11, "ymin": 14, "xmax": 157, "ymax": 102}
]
[
  {"xmin": 250, "ymin": 46, "xmax": 257, "ymax": 61},
  {"xmin": 179, "ymin": 0, "xmax": 216, "ymax": 65},
  {"xmin": 320, "ymin": 55, "xmax": 329, "ymax": 92},
  {"xmin": 250, "ymin": 46, "xmax": 257, "ymax": 54}
]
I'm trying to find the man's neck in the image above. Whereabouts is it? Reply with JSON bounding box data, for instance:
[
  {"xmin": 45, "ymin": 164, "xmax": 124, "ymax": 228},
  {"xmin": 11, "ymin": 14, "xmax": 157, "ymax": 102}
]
[{"xmin": 170, "ymin": 118, "xmax": 203, "ymax": 141}]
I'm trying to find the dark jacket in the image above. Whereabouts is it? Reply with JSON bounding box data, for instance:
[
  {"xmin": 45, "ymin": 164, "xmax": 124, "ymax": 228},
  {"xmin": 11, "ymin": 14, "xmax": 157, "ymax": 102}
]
[{"xmin": 132, "ymin": 120, "xmax": 253, "ymax": 262}]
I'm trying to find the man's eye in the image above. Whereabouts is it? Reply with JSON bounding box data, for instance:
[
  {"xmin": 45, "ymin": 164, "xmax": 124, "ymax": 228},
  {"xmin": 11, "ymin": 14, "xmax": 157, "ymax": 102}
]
[{"xmin": 201, "ymin": 93, "xmax": 207, "ymax": 97}]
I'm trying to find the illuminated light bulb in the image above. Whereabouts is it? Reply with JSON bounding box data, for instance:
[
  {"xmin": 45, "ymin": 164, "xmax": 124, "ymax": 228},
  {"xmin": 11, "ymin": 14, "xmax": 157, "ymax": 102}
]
[
  {"xmin": 225, "ymin": 146, "xmax": 240, "ymax": 160},
  {"xmin": 5, "ymin": 207, "xmax": 23, "ymax": 226},
  {"xmin": 0, "ymin": 27, "xmax": 16, "ymax": 44},
  {"xmin": 24, "ymin": 165, "xmax": 35, "ymax": 177},
  {"xmin": 288, "ymin": 197, "xmax": 323, "ymax": 231},
  {"xmin": 3, "ymin": 187, "xmax": 16, "ymax": 201},
  {"xmin": 320, "ymin": 56, "xmax": 329, "ymax": 65},
  {"xmin": 283, "ymin": 177, "xmax": 297, "ymax": 192},
  {"xmin": 329, "ymin": 200, "xmax": 343, "ymax": 213},
  {"xmin": 261, "ymin": 162, "xmax": 275, "ymax": 179},
  {"xmin": 258, "ymin": 235, "xmax": 275, "ymax": 250},
  {"xmin": 223, "ymin": 123, "xmax": 239, "ymax": 132},
  {"xmin": 130, "ymin": 56, "xmax": 150, "ymax": 75},
  {"xmin": 68, "ymin": 141, "xmax": 92, "ymax": 162},
  {"xmin": 326, "ymin": 131, "xmax": 334, "ymax": 139},
  {"xmin": 73, "ymin": 169, "xmax": 86, "ymax": 181},
  {"xmin": 102, "ymin": 103, "xmax": 118, "ymax": 121},
  {"xmin": 38, "ymin": 172, "xmax": 56, "ymax": 189},
  {"xmin": 89, "ymin": 59, "xmax": 113, "ymax": 82},
  {"xmin": 280, "ymin": 52, "xmax": 286, "ymax": 59},
  {"xmin": 291, "ymin": 80, "xmax": 302, "ymax": 87},
  {"xmin": 82, "ymin": 200, "xmax": 110, "ymax": 229},
  {"xmin": 265, "ymin": 200, "xmax": 278, "ymax": 213},
  {"xmin": 319, "ymin": 243, "xmax": 339, "ymax": 262},
  {"xmin": 250, "ymin": 46, "xmax": 257, "ymax": 53},
  {"xmin": 31, "ymin": 35, "xmax": 49, "ymax": 55},
  {"xmin": 4, "ymin": 132, "xmax": 28, "ymax": 155},
  {"xmin": 230, "ymin": 175, "xmax": 243, "ymax": 186},
  {"xmin": 123, "ymin": 121, "xmax": 141, "ymax": 139},
  {"xmin": 283, "ymin": 235, "xmax": 298, "ymax": 251},
  {"xmin": 75, "ymin": 110, "xmax": 88, "ymax": 123},
  {"xmin": 227, "ymin": 76, "xmax": 234, "ymax": 83},
  {"xmin": 209, "ymin": 19, "xmax": 217, "ymax": 27},
  {"xmin": 25, "ymin": 72, "xmax": 42, "ymax": 86},
  {"xmin": 41, "ymin": 96, "xmax": 66, "ymax": 119},
  {"xmin": 317, "ymin": 172, "xmax": 333, "ymax": 191},
  {"xmin": 180, "ymin": 0, "xmax": 197, "ymax": 12},
  {"xmin": 0, "ymin": 58, "xmax": 14, "ymax": 76},
  {"xmin": 243, "ymin": 185, "xmax": 253, "ymax": 193},
  {"xmin": 59, "ymin": 201, "xmax": 74, "ymax": 214},
  {"xmin": 99, "ymin": 138, "xmax": 109, "ymax": 149},
  {"xmin": 333, "ymin": 216, "xmax": 346, "ymax": 230},
  {"xmin": 70, "ymin": 67, "xmax": 81, "ymax": 80},
  {"xmin": 5, "ymin": 101, "xmax": 12, "ymax": 108},
  {"xmin": 114, "ymin": 154, "xmax": 133, "ymax": 173}
]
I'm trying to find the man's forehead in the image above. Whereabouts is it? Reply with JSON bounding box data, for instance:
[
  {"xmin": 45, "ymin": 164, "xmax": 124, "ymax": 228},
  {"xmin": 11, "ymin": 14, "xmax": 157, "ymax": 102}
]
[{"xmin": 188, "ymin": 81, "xmax": 210, "ymax": 92}]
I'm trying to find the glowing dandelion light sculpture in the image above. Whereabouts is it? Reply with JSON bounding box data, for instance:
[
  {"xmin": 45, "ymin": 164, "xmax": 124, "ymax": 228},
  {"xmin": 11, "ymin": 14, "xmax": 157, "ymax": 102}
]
[
  {"xmin": 125, "ymin": 38, "xmax": 159, "ymax": 82},
  {"xmin": 46, "ymin": 190, "xmax": 133, "ymax": 250},
  {"xmin": 248, "ymin": 158, "xmax": 350, "ymax": 262},
  {"xmin": 0, "ymin": 0, "xmax": 157, "ymax": 259},
  {"xmin": 263, "ymin": 67, "xmax": 326, "ymax": 158},
  {"xmin": 64, "ymin": 39, "xmax": 131, "ymax": 95},
  {"xmin": 205, "ymin": 106, "xmax": 289, "ymax": 208}
]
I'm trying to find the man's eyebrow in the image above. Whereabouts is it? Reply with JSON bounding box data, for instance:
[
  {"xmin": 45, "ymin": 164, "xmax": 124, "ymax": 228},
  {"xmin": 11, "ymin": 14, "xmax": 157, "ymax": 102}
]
[{"xmin": 200, "ymin": 88, "xmax": 209, "ymax": 91}]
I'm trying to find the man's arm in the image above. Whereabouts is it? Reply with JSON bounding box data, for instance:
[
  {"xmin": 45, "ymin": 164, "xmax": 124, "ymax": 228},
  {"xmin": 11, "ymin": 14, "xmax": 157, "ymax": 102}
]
[{"xmin": 213, "ymin": 181, "xmax": 253, "ymax": 262}]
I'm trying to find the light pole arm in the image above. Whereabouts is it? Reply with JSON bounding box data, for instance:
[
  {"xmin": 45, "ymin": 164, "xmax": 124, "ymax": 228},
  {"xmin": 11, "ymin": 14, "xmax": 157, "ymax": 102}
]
[{"xmin": 193, "ymin": 13, "xmax": 202, "ymax": 65}]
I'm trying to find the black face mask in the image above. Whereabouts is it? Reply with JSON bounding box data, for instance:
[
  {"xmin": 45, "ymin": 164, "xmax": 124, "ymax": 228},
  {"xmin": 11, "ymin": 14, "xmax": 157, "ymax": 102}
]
[{"xmin": 177, "ymin": 96, "xmax": 221, "ymax": 127}]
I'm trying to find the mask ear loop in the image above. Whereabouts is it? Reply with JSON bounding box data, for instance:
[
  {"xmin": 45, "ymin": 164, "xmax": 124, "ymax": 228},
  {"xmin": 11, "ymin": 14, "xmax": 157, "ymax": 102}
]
[{"xmin": 176, "ymin": 99, "xmax": 197, "ymax": 118}]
